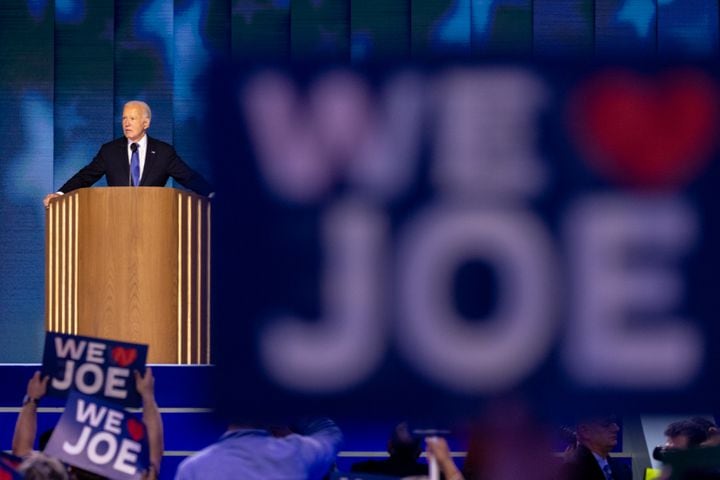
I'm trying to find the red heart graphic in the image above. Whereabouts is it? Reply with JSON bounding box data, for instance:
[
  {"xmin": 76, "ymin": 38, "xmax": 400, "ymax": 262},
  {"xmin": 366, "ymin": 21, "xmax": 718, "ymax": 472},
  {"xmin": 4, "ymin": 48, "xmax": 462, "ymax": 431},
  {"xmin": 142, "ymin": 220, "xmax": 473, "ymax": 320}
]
[
  {"xmin": 127, "ymin": 418, "xmax": 145, "ymax": 442},
  {"xmin": 111, "ymin": 346, "xmax": 138, "ymax": 367},
  {"xmin": 567, "ymin": 69, "xmax": 719, "ymax": 189}
]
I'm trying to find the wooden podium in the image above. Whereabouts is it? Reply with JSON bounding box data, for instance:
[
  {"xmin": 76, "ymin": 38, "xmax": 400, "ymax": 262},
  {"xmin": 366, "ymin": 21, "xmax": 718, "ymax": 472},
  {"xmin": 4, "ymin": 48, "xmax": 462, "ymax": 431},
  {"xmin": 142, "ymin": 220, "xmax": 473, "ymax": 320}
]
[{"xmin": 45, "ymin": 187, "xmax": 211, "ymax": 364}]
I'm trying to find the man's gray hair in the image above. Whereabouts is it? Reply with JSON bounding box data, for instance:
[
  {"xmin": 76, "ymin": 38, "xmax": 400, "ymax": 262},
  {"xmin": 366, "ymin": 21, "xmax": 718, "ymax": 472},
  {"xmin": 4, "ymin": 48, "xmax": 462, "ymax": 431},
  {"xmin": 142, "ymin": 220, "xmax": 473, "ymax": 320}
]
[{"xmin": 125, "ymin": 100, "xmax": 152, "ymax": 120}]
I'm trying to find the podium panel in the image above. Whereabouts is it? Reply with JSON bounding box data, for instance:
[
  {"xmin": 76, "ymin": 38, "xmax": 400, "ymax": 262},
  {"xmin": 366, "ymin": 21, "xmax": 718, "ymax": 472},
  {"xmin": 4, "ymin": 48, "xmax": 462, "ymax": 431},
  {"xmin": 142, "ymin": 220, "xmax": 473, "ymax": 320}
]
[{"xmin": 46, "ymin": 187, "xmax": 210, "ymax": 364}]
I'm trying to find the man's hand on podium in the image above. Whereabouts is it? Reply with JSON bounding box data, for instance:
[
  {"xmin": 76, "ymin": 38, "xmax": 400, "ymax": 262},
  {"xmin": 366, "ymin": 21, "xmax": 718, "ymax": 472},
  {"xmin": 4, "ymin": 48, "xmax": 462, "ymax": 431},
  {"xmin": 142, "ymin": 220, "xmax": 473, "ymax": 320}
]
[{"xmin": 43, "ymin": 193, "xmax": 62, "ymax": 208}]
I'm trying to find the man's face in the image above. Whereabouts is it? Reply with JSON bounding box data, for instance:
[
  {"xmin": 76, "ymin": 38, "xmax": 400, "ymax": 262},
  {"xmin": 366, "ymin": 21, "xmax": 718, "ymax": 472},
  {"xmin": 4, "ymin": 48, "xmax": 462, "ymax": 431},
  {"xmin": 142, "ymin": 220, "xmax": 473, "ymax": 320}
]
[
  {"xmin": 666, "ymin": 435, "xmax": 690, "ymax": 450},
  {"xmin": 122, "ymin": 105, "xmax": 149, "ymax": 142},
  {"xmin": 582, "ymin": 419, "xmax": 620, "ymax": 450}
]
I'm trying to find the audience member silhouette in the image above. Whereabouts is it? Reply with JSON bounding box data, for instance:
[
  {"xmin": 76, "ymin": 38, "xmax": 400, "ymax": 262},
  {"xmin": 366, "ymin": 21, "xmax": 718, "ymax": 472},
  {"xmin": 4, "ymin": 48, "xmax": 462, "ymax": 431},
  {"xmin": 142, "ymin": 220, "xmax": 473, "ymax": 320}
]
[
  {"xmin": 664, "ymin": 419, "xmax": 710, "ymax": 450},
  {"xmin": 174, "ymin": 417, "xmax": 342, "ymax": 480},
  {"xmin": 18, "ymin": 452, "xmax": 68, "ymax": 480},
  {"xmin": 557, "ymin": 416, "xmax": 632, "ymax": 480},
  {"xmin": 351, "ymin": 423, "xmax": 429, "ymax": 478}
]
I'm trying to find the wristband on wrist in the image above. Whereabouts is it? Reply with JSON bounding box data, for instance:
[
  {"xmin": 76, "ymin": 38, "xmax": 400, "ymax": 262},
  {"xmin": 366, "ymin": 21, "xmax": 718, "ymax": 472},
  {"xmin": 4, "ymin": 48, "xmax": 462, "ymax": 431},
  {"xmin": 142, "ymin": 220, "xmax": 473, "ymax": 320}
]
[{"xmin": 22, "ymin": 394, "xmax": 39, "ymax": 406}]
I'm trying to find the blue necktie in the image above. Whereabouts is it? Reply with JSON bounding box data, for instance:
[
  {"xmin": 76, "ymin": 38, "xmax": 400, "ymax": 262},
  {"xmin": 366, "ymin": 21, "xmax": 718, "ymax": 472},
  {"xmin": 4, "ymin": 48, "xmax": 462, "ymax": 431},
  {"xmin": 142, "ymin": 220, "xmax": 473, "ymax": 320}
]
[
  {"xmin": 130, "ymin": 143, "xmax": 140, "ymax": 186},
  {"xmin": 603, "ymin": 463, "xmax": 614, "ymax": 480}
]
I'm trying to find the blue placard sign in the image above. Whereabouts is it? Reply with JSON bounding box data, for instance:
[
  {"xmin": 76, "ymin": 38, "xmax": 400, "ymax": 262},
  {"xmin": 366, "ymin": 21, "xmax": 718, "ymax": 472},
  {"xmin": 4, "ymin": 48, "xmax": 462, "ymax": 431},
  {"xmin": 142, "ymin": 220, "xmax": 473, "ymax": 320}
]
[
  {"xmin": 44, "ymin": 392, "xmax": 150, "ymax": 480},
  {"xmin": 41, "ymin": 332, "xmax": 148, "ymax": 408}
]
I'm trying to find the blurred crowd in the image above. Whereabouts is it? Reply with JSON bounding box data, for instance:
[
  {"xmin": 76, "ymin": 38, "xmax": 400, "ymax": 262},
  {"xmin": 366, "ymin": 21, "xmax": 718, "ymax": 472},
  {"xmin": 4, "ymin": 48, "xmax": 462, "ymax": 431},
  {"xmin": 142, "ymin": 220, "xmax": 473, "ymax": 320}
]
[{"xmin": 5, "ymin": 373, "xmax": 720, "ymax": 480}]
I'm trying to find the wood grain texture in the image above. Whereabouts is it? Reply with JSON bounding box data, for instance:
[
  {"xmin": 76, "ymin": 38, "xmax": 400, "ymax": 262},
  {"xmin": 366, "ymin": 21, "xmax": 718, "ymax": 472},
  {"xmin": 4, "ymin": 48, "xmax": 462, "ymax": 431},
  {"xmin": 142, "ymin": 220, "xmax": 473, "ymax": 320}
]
[{"xmin": 46, "ymin": 187, "xmax": 211, "ymax": 364}]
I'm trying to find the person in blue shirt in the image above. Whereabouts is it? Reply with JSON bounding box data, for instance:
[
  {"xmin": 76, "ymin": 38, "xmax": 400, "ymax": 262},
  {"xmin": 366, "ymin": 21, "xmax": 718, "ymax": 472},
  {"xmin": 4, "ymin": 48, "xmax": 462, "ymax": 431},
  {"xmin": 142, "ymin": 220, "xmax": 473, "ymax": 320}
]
[{"xmin": 174, "ymin": 417, "xmax": 342, "ymax": 480}]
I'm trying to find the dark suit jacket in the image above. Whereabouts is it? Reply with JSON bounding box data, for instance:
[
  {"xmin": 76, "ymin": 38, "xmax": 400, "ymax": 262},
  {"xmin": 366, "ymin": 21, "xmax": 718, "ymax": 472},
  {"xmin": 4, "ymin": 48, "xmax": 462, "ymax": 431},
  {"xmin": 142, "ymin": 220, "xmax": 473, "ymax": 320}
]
[
  {"xmin": 59, "ymin": 136, "xmax": 213, "ymax": 196},
  {"xmin": 558, "ymin": 444, "xmax": 633, "ymax": 480}
]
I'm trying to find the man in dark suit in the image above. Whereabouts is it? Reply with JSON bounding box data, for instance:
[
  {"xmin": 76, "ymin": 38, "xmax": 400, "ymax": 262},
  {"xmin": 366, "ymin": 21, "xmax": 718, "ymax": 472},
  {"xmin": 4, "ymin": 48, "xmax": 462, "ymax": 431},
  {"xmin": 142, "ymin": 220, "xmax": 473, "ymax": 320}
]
[
  {"xmin": 559, "ymin": 416, "xmax": 633, "ymax": 480},
  {"xmin": 43, "ymin": 100, "xmax": 212, "ymax": 207}
]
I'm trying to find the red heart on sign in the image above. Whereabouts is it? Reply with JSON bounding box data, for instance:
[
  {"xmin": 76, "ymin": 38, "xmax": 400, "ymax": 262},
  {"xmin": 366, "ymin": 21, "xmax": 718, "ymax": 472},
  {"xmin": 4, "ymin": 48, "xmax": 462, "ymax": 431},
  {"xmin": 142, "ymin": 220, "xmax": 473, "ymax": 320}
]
[
  {"xmin": 127, "ymin": 418, "xmax": 145, "ymax": 442},
  {"xmin": 111, "ymin": 346, "xmax": 138, "ymax": 367},
  {"xmin": 567, "ymin": 69, "xmax": 719, "ymax": 189}
]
